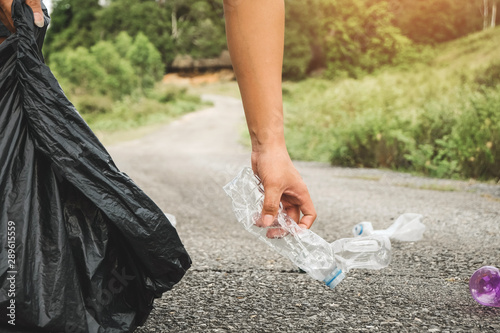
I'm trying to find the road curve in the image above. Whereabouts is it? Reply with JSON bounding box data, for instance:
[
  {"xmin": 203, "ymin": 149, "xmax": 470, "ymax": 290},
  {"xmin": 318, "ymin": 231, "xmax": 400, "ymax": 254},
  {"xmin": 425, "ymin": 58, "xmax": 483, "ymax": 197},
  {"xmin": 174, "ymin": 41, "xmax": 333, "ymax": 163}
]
[{"xmin": 107, "ymin": 95, "xmax": 500, "ymax": 332}]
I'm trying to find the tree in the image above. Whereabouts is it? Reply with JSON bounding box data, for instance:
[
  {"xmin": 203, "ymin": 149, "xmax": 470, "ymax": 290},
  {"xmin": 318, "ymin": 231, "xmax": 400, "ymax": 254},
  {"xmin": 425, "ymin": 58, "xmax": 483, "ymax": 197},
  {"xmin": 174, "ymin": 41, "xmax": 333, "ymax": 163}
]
[
  {"xmin": 493, "ymin": 1, "xmax": 498, "ymax": 28},
  {"xmin": 94, "ymin": 0, "xmax": 226, "ymax": 64},
  {"xmin": 50, "ymin": 46, "xmax": 107, "ymax": 95},
  {"xmin": 165, "ymin": 0, "xmax": 226, "ymax": 59},
  {"xmin": 481, "ymin": 0, "xmax": 499, "ymax": 30},
  {"xmin": 484, "ymin": 0, "xmax": 490, "ymax": 30},
  {"xmin": 383, "ymin": 0, "xmax": 483, "ymax": 44},
  {"xmin": 96, "ymin": 0, "xmax": 174, "ymax": 64},
  {"xmin": 126, "ymin": 32, "xmax": 163, "ymax": 90},
  {"xmin": 50, "ymin": 32, "xmax": 163, "ymax": 98},
  {"xmin": 489, "ymin": 0, "xmax": 498, "ymax": 28},
  {"xmin": 90, "ymin": 40, "xmax": 137, "ymax": 97},
  {"xmin": 44, "ymin": 0, "xmax": 101, "ymax": 59},
  {"xmin": 283, "ymin": 0, "xmax": 319, "ymax": 79}
]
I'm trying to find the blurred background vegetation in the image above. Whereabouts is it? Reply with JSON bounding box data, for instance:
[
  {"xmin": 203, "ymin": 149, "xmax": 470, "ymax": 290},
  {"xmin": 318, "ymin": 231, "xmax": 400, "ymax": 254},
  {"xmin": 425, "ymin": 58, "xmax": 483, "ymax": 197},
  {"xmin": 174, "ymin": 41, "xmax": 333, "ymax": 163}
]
[{"xmin": 44, "ymin": 0, "xmax": 500, "ymax": 181}]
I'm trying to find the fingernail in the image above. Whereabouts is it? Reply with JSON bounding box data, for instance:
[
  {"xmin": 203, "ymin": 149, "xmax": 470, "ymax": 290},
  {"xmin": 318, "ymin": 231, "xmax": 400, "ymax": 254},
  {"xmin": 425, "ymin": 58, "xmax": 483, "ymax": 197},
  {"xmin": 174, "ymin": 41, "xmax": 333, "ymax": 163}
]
[
  {"xmin": 34, "ymin": 13, "xmax": 44, "ymax": 28},
  {"xmin": 262, "ymin": 214, "xmax": 274, "ymax": 227}
]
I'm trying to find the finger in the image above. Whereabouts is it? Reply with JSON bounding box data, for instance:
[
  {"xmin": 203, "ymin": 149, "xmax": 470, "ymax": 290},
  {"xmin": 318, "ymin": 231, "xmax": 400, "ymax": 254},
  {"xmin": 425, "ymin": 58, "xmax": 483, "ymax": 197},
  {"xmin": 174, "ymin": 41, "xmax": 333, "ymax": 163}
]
[
  {"xmin": 298, "ymin": 196, "xmax": 317, "ymax": 229},
  {"xmin": 266, "ymin": 227, "xmax": 289, "ymax": 239},
  {"xmin": 284, "ymin": 204, "xmax": 300, "ymax": 225},
  {"xmin": 26, "ymin": 0, "xmax": 44, "ymax": 27},
  {"xmin": 0, "ymin": 37, "xmax": 6, "ymax": 44},
  {"xmin": 260, "ymin": 187, "xmax": 282, "ymax": 227}
]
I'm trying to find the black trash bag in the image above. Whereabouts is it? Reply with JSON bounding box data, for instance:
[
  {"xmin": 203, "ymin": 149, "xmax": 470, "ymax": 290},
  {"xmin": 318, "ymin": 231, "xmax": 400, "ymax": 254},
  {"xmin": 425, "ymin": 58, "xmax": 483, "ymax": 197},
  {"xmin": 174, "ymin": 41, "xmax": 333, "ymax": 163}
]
[{"xmin": 0, "ymin": 1, "xmax": 191, "ymax": 332}]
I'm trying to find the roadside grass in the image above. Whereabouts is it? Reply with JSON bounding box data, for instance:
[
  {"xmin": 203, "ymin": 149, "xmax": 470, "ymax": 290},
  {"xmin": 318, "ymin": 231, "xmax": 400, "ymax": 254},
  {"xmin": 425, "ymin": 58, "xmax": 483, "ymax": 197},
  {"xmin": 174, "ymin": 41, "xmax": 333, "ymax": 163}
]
[
  {"xmin": 69, "ymin": 84, "xmax": 211, "ymax": 144},
  {"xmin": 282, "ymin": 27, "xmax": 500, "ymax": 181},
  {"xmin": 188, "ymin": 81, "xmax": 242, "ymax": 99}
]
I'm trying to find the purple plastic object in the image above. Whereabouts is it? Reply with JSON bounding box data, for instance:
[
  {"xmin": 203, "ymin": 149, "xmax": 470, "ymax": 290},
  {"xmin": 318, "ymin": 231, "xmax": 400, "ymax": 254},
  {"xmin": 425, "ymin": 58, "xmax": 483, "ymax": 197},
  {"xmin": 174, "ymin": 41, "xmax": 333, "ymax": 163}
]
[{"xmin": 469, "ymin": 266, "xmax": 500, "ymax": 307}]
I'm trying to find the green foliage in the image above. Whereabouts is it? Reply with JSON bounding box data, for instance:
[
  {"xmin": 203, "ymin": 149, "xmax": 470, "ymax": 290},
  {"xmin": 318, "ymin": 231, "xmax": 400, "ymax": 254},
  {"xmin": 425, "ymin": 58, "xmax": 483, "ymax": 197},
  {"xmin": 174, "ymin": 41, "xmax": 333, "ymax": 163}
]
[
  {"xmin": 45, "ymin": 0, "xmax": 227, "ymax": 66},
  {"xmin": 44, "ymin": 0, "xmax": 101, "ymax": 59},
  {"xmin": 146, "ymin": 85, "xmax": 199, "ymax": 104},
  {"xmin": 50, "ymin": 46, "xmax": 107, "ymax": 95},
  {"xmin": 51, "ymin": 33, "xmax": 162, "ymax": 98},
  {"xmin": 384, "ymin": 0, "xmax": 485, "ymax": 44},
  {"xmin": 80, "ymin": 86, "xmax": 206, "ymax": 132},
  {"xmin": 95, "ymin": 0, "xmax": 175, "ymax": 64},
  {"xmin": 474, "ymin": 60, "xmax": 500, "ymax": 88},
  {"xmin": 282, "ymin": 28, "xmax": 500, "ymax": 180},
  {"xmin": 71, "ymin": 95, "xmax": 114, "ymax": 115},
  {"xmin": 283, "ymin": 0, "xmax": 413, "ymax": 79},
  {"xmin": 126, "ymin": 32, "xmax": 163, "ymax": 90},
  {"xmin": 45, "ymin": 0, "xmax": 490, "ymax": 78},
  {"xmin": 320, "ymin": 0, "xmax": 412, "ymax": 78},
  {"xmin": 403, "ymin": 88, "xmax": 500, "ymax": 179},
  {"xmin": 114, "ymin": 31, "xmax": 133, "ymax": 56},
  {"xmin": 45, "ymin": 2, "xmax": 209, "ymax": 138},
  {"xmin": 172, "ymin": 1, "xmax": 227, "ymax": 59},
  {"xmin": 283, "ymin": 1, "xmax": 315, "ymax": 80},
  {"xmin": 90, "ymin": 41, "xmax": 137, "ymax": 97}
]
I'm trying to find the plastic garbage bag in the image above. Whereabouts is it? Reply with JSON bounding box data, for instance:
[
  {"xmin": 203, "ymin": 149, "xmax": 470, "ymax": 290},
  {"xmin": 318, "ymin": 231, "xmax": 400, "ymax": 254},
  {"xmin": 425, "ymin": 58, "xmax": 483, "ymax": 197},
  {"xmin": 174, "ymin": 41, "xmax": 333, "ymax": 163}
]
[{"xmin": 0, "ymin": 2, "xmax": 191, "ymax": 332}]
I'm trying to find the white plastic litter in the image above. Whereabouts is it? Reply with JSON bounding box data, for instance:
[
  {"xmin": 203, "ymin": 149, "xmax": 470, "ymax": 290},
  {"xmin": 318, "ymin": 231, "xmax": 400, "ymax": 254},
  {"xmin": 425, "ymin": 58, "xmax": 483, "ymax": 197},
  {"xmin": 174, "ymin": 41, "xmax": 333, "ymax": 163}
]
[
  {"xmin": 352, "ymin": 213, "xmax": 425, "ymax": 242},
  {"xmin": 224, "ymin": 167, "xmax": 392, "ymax": 289},
  {"xmin": 165, "ymin": 213, "xmax": 177, "ymax": 228}
]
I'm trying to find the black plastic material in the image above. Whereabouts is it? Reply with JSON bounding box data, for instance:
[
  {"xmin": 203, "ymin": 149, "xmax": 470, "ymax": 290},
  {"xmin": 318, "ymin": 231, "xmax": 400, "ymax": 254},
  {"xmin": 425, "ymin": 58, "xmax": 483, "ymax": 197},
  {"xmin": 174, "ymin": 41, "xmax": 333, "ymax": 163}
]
[{"xmin": 0, "ymin": 1, "xmax": 191, "ymax": 332}]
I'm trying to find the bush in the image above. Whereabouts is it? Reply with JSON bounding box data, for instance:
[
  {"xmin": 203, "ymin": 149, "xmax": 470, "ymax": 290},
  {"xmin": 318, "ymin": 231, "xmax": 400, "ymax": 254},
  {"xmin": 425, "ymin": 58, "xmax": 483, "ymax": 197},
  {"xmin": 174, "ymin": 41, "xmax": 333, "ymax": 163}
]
[
  {"xmin": 49, "ymin": 32, "xmax": 206, "ymax": 134},
  {"xmin": 126, "ymin": 32, "xmax": 164, "ymax": 90},
  {"xmin": 283, "ymin": 0, "xmax": 315, "ymax": 79},
  {"xmin": 283, "ymin": 0, "xmax": 413, "ymax": 79},
  {"xmin": 439, "ymin": 90, "xmax": 500, "ymax": 179},
  {"xmin": 322, "ymin": 0, "xmax": 412, "ymax": 78},
  {"xmin": 147, "ymin": 85, "xmax": 199, "ymax": 104},
  {"xmin": 50, "ymin": 32, "xmax": 163, "ymax": 99},
  {"xmin": 50, "ymin": 47, "xmax": 107, "ymax": 95},
  {"xmin": 474, "ymin": 60, "xmax": 500, "ymax": 88},
  {"xmin": 282, "ymin": 62, "xmax": 500, "ymax": 181},
  {"xmin": 283, "ymin": 19, "xmax": 313, "ymax": 80},
  {"xmin": 330, "ymin": 108, "xmax": 415, "ymax": 169},
  {"xmin": 72, "ymin": 95, "xmax": 114, "ymax": 115},
  {"xmin": 90, "ymin": 40, "xmax": 137, "ymax": 98}
]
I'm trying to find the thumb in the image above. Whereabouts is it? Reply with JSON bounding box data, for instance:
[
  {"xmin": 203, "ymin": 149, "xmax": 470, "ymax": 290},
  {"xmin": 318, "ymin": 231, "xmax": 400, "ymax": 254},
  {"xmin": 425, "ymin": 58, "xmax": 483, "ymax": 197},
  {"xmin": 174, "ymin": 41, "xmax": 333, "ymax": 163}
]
[
  {"xmin": 26, "ymin": 0, "xmax": 44, "ymax": 27},
  {"xmin": 260, "ymin": 187, "xmax": 282, "ymax": 227}
]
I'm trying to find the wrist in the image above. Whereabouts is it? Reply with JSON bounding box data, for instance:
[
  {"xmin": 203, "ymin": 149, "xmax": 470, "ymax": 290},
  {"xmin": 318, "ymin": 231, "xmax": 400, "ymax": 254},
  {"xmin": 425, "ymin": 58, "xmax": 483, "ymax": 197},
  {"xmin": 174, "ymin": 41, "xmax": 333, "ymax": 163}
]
[{"xmin": 250, "ymin": 129, "xmax": 286, "ymax": 153}]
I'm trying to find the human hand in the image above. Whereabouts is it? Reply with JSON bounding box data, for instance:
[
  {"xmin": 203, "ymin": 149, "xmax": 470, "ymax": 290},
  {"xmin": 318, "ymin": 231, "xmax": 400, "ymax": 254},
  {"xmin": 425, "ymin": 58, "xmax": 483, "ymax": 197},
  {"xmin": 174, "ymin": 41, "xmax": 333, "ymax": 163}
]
[
  {"xmin": 0, "ymin": 0, "xmax": 44, "ymax": 32},
  {"xmin": 251, "ymin": 144, "xmax": 317, "ymax": 237}
]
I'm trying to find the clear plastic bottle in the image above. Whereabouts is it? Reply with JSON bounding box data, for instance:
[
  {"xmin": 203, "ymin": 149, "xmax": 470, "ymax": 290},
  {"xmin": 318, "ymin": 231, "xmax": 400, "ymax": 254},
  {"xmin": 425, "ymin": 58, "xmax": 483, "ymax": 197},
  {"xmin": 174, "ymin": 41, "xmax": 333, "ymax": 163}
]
[
  {"xmin": 352, "ymin": 213, "xmax": 425, "ymax": 242},
  {"xmin": 223, "ymin": 167, "xmax": 392, "ymax": 289},
  {"xmin": 469, "ymin": 266, "xmax": 500, "ymax": 307}
]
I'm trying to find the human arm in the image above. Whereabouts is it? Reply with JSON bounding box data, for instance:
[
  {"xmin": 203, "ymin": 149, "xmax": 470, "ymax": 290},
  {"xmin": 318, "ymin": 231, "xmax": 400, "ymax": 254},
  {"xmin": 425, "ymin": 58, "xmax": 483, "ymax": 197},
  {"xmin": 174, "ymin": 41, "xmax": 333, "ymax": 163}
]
[{"xmin": 223, "ymin": 0, "xmax": 317, "ymax": 229}]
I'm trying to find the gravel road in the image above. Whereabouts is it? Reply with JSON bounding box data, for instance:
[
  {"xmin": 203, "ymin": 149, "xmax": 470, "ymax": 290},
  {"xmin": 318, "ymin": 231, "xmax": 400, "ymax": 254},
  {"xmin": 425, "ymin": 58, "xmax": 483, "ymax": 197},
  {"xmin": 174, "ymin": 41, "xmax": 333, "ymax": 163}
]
[{"xmin": 107, "ymin": 95, "xmax": 500, "ymax": 332}]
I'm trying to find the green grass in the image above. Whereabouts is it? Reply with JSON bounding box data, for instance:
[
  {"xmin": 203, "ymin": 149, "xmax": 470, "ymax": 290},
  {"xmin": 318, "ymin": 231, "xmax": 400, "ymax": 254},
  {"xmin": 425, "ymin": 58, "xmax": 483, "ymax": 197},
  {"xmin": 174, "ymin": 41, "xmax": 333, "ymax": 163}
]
[
  {"xmin": 68, "ymin": 85, "xmax": 211, "ymax": 144},
  {"xmin": 188, "ymin": 81, "xmax": 242, "ymax": 99},
  {"xmin": 282, "ymin": 27, "xmax": 500, "ymax": 181}
]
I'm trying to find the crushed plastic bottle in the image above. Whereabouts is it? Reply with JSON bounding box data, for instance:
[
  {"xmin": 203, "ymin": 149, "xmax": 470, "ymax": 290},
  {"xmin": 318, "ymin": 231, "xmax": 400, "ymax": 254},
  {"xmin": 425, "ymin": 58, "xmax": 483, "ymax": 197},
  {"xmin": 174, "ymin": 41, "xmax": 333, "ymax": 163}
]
[
  {"xmin": 352, "ymin": 213, "xmax": 425, "ymax": 242},
  {"xmin": 469, "ymin": 266, "xmax": 500, "ymax": 307},
  {"xmin": 223, "ymin": 167, "xmax": 391, "ymax": 289}
]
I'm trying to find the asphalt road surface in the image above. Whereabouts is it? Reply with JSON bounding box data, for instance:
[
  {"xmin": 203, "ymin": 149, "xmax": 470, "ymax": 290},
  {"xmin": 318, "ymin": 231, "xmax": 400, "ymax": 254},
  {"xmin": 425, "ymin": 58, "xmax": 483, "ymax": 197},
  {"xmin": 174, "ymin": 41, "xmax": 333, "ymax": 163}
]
[{"xmin": 107, "ymin": 95, "xmax": 500, "ymax": 332}]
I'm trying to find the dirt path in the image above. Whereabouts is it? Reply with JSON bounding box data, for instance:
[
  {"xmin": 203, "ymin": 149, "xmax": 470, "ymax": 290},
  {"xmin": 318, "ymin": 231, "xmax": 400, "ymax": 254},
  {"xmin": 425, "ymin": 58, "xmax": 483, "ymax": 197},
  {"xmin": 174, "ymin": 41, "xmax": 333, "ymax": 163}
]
[{"xmin": 108, "ymin": 95, "xmax": 500, "ymax": 332}]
